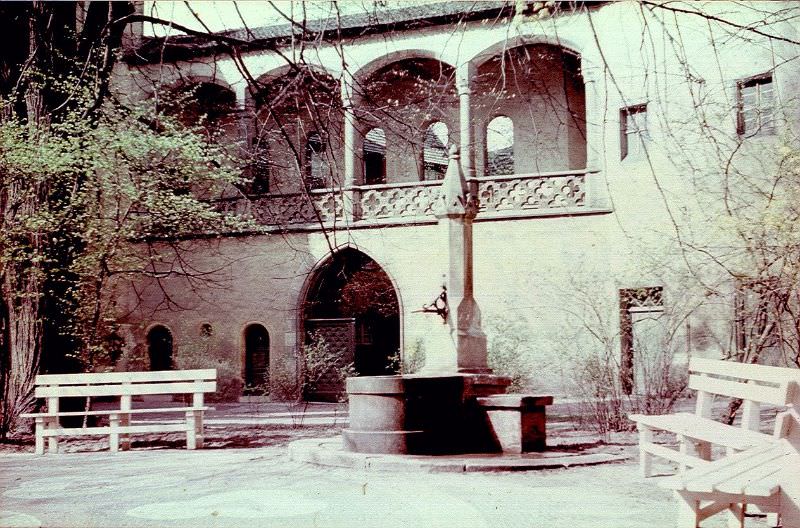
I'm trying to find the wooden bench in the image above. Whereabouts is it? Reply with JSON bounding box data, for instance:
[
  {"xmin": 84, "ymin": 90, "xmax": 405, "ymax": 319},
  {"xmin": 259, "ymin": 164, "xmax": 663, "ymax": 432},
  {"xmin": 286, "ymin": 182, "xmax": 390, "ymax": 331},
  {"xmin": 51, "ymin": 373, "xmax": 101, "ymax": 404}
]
[
  {"xmin": 20, "ymin": 369, "xmax": 217, "ymax": 454},
  {"xmin": 660, "ymin": 404, "xmax": 800, "ymax": 527},
  {"xmin": 630, "ymin": 358, "xmax": 800, "ymax": 477}
]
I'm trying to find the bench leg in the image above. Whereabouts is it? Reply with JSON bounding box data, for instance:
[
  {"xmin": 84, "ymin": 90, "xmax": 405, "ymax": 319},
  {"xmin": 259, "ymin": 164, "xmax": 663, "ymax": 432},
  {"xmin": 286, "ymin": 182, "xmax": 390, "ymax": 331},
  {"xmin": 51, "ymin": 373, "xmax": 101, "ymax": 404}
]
[
  {"xmin": 109, "ymin": 414, "xmax": 119, "ymax": 453},
  {"xmin": 195, "ymin": 412, "xmax": 204, "ymax": 449},
  {"xmin": 120, "ymin": 413, "xmax": 131, "ymax": 451},
  {"xmin": 724, "ymin": 504, "xmax": 744, "ymax": 528},
  {"xmin": 186, "ymin": 411, "xmax": 197, "ymax": 450},
  {"xmin": 679, "ymin": 436, "xmax": 711, "ymax": 473},
  {"xmin": 46, "ymin": 417, "xmax": 58, "ymax": 454},
  {"xmin": 638, "ymin": 424, "xmax": 654, "ymax": 477},
  {"xmin": 765, "ymin": 512, "xmax": 779, "ymax": 527},
  {"xmin": 34, "ymin": 417, "xmax": 44, "ymax": 455},
  {"xmin": 675, "ymin": 491, "xmax": 700, "ymax": 528}
]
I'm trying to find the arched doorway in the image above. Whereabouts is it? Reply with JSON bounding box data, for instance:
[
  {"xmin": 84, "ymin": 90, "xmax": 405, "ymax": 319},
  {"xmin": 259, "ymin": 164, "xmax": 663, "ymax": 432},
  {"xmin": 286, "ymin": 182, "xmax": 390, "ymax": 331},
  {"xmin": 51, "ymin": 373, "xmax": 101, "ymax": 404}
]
[
  {"xmin": 303, "ymin": 248, "xmax": 400, "ymax": 400},
  {"xmin": 147, "ymin": 325, "xmax": 173, "ymax": 371},
  {"xmin": 244, "ymin": 324, "xmax": 270, "ymax": 393}
]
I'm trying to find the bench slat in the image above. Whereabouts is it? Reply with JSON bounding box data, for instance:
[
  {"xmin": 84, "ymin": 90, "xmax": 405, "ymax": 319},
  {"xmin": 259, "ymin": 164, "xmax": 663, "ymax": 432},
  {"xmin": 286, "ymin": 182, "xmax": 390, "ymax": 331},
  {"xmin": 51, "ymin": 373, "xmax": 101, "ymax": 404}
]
[
  {"xmin": 684, "ymin": 446, "xmax": 787, "ymax": 493},
  {"xmin": 21, "ymin": 406, "xmax": 211, "ymax": 418},
  {"xmin": 35, "ymin": 369, "xmax": 216, "ymax": 386},
  {"xmin": 640, "ymin": 442, "xmax": 712, "ymax": 469},
  {"xmin": 688, "ymin": 375, "xmax": 790, "ymax": 406},
  {"xmin": 630, "ymin": 413, "xmax": 772, "ymax": 449},
  {"xmin": 717, "ymin": 461, "xmax": 783, "ymax": 496},
  {"xmin": 35, "ymin": 381, "xmax": 216, "ymax": 398},
  {"xmin": 42, "ymin": 423, "xmax": 189, "ymax": 437},
  {"xmin": 690, "ymin": 358, "xmax": 800, "ymax": 384}
]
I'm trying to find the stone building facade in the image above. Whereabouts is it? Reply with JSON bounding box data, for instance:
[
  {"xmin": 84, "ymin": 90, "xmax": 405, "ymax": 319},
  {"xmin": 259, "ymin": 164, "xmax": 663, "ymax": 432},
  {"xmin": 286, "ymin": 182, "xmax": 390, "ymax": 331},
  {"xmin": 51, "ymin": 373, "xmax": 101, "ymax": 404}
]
[{"xmin": 111, "ymin": 1, "xmax": 800, "ymax": 399}]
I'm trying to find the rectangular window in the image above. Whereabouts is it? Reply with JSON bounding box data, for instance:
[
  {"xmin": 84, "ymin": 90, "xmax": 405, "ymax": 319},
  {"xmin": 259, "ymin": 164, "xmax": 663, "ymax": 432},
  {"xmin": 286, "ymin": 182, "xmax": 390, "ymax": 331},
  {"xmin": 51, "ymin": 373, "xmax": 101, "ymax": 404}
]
[
  {"xmin": 737, "ymin": 73, "xmax": 774, "ymax": 137},
  {"xmin": 620, "ymin": 104, "xmax": 648, "ymax": 160}
]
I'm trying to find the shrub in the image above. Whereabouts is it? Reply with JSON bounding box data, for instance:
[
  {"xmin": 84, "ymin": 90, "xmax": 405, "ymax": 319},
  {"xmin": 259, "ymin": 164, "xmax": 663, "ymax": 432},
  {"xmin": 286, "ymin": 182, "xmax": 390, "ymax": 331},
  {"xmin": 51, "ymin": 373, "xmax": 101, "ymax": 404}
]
[
  {"xmin": 299, "ymin": 332, "xmax": 356, "ymax": 402},
  {"xmin": 485, "ymin": 313, "xmax": 537, "ymax": 391}
]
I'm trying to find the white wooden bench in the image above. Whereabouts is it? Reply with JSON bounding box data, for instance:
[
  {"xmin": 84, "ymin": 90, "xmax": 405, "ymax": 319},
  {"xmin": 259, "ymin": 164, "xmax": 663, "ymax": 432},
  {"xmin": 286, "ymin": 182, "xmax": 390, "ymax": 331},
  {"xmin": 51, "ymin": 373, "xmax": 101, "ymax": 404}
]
[
  {"xmin": 20, "ymin": 369, "xmax": 217, "ymax": 454},
  {"xmin": 660, "ymin": 403, "xmax": 800, "ymax": 527},
  {"xmin": 630, "ymin": 358, "xmax": 800, "ymax": 477}
]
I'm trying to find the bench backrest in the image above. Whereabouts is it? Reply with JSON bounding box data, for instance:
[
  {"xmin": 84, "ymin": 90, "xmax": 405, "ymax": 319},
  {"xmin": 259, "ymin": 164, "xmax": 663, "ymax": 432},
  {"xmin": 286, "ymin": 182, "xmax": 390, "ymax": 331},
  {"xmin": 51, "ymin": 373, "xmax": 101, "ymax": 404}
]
[
  {"xmin": 689, "ymin": 358, "xmax": 800, "ymax": 430},
  {"xmin": 34, "ymin": 369, "xmax": 217, "ymax": 399}
]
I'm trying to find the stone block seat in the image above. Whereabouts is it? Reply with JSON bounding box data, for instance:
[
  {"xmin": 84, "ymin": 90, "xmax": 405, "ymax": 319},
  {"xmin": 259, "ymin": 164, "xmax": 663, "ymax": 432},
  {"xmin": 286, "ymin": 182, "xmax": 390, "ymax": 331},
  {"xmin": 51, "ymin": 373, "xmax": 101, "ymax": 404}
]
[{"xmin": 476, "ymin": 394, "xmax": 554, "ymax": 453}]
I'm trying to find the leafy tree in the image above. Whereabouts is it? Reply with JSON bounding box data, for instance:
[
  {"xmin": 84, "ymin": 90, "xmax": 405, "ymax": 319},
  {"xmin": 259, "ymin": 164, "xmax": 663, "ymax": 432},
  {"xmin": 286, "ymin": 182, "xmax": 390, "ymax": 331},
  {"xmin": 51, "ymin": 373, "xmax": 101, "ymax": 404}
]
[{"xmin": 0, "ymin": 2, "xmax": 250, "ymax": 437}]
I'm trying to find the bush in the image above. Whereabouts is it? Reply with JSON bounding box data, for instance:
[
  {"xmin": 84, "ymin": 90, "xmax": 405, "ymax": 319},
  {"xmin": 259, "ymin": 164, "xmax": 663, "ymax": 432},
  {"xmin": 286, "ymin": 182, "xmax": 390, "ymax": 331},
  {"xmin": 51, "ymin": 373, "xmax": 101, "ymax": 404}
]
[
  {"xmin": 300, "ymin": 332, "xmax": 356, "ymax": 402},
  {"xmin": 485, "ymin": 313, "xmax": 537, "ymax": 391}
]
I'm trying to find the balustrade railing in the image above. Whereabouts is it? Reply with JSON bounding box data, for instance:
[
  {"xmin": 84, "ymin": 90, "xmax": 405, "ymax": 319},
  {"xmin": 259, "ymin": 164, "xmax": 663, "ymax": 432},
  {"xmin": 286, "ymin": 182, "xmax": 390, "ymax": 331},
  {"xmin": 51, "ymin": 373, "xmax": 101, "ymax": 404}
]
[{"xmin": 214, "ymin": 170, "xmax": 595, "ymax": 228}]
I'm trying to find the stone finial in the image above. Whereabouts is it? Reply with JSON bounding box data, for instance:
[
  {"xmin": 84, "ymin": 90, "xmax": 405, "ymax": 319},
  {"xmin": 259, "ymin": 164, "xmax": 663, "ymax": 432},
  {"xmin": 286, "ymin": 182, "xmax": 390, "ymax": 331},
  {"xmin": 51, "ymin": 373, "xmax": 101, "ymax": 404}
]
[{"xmin": 435, "ymin": 146, "xmax": 478, "ymax": 219}]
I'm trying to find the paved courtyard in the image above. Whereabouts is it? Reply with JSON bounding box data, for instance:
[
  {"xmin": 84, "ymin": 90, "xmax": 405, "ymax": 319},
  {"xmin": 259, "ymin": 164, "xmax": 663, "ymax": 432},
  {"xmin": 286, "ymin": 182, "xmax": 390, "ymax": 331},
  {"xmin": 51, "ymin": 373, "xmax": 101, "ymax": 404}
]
[{"xmin": 0, "ymin": 403, "xmax": 771, "ymax": 528}]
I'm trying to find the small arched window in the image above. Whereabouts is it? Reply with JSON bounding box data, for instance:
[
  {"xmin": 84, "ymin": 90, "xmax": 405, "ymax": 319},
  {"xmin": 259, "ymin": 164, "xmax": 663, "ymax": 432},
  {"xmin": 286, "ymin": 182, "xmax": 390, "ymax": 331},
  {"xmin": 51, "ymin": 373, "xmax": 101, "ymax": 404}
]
[
  {"xmin": 423, "ymin": 121, "xmax": 449, "ymax": 180},
  {"xmin": 363, "ymin": 127, "xmax": 386, "ymax": 185},
  {"xmin": 147, "ymin": 325, "xmax": 173, "ymax": 371},
  {"xmin": 486, "ymin": 116, "xmax": 514, "ymax": 176},
  {"xmin": 305, "ymin": 132, "xmax": 327, "ymax": 189},
  {"xmin": 249, "ymin": 138, "xmax": 270, "ymax": 195}
]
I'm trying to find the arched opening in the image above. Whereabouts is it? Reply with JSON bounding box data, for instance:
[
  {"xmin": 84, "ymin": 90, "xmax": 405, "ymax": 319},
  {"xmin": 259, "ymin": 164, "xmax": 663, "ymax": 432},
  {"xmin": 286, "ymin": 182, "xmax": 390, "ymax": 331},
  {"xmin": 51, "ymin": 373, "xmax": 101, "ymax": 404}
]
[
  {"xmin": 147, "ymin": 325, "xmax": 173, "ymax": 371},
  {"xmin": 363, "ymin": 127, "xmax": 386, "ymax": 185},
  {"xmin": 243, "ymin": 324, "xmax": 270, "ymax": 394},
  {"xmin": 423, "ymin": 121, "xmax": 449, "ymax": 180},
  {"xmin": 254, "ymin": 67, "xmax": 342, "ymax": 193},
  {"xmin": 305, "ymin": 132, "xmax": 327, "ymax": 189},
  {"xmin": 161, "ymin": 81, "xmax": 237, "ymax": 143},
  {"xmin": 486, "ymin": 115, "xmax": 514, "ymax": 176},
  {"xmin": 358, "ymin": 57, "xmax": 457, "ymax": 184},
  {"xmin": 474, "ymin": 44, "xmax": 585, "ymax": 173},
  {"xmin": 303, "ymin": 248, "xmax": 400, "ymax": 401}
]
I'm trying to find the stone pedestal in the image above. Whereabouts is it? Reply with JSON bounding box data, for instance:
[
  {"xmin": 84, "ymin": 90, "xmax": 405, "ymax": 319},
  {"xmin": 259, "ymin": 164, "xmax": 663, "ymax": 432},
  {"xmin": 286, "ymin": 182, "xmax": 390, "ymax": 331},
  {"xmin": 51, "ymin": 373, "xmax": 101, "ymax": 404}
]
[
  {"xmin": 343, "ymin": 374, "xmax": 510, "ymax": 455},
  {"xmin": 476, "ymin": 394, "xmax": 554, "ymax": 453}
]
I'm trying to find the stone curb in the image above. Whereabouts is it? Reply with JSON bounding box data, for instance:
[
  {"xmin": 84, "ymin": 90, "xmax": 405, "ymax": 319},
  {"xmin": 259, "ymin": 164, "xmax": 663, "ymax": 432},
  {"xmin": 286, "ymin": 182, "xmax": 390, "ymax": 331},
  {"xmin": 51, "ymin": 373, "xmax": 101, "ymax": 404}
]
[{"xmin": 288, "ymin": 437, "xmax": 629, "ymax": 473}]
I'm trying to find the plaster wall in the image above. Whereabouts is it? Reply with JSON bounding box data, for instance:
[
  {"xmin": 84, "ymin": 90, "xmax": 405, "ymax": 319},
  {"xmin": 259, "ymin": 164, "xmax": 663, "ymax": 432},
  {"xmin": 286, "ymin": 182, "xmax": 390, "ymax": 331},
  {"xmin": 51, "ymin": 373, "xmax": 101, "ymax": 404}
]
[{"xmin": 111, "ymin": 2, "xmax": 800, "ymax": 396}]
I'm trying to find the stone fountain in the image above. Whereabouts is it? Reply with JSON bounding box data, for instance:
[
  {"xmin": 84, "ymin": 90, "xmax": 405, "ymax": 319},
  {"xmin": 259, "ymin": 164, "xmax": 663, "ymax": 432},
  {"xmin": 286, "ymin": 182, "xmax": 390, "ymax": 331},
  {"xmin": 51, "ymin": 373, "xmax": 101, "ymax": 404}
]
[{"xmin": 343, "ymin": 147, "xmax": 552, "ymax": 455}]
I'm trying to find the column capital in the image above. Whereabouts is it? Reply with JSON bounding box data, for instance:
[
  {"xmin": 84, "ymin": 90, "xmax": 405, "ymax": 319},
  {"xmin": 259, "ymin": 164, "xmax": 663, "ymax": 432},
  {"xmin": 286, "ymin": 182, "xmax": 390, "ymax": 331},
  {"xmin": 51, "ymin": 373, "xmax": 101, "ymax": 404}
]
[
  {"xmin": 581, "ymin": 62, "xmax": 602, "ymax": 84},
  {"xmin": 456, "ymin": 62, "xmax": 475, "ymax": 95}
]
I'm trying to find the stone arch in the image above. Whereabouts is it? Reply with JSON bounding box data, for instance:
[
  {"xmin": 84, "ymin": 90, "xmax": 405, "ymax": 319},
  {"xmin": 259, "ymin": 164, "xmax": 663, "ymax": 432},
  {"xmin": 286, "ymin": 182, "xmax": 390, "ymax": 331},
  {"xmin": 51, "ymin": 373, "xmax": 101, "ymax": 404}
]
[
  {"xmin": 251, "ymin": 65, "xmax": 343, "ymax": 193},
  {"xmin": 298, "ymin": 246, "xmax": 403, "ymax": 401},
  {"xmin": 356, "ymin": 55, "xmax": 458, "ymax": 185},
  {"xmin": 350, "ymin": 49, "xmax": 455, "ymax": 89},
  {"xmin": 247, "ymin": 63, "xmax": 339, "ymax": 108},
  {"xmin": 146, "ymin": 324, "xmax": 174, "ymax": 371},
  {"xmin": 471, "ymin": 41, "xmax": 587, "ymax": 173},
  {"xmin": 468, "ymin": 34, "xmax": 584, "ymax": 69},
  {"xmin": 242, "ymin": 323, "xmax": 270, "ymax": 393}
]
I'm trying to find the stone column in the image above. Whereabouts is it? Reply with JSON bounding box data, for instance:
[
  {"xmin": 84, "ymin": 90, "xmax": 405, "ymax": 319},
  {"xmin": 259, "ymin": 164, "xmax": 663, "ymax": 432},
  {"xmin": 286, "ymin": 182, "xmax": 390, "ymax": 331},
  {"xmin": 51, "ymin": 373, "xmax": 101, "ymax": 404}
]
[
  {"xmin": 234, "ymin": 82, "xmax": 254, "ymax": 149},
  {"xmin": 341, "ymin": 72, "xmax": 362, "ymax": 222},
  {"xmin": 456, "ymin": 63, "xmax": 476, "ymax": 179},
  {"xmin": 581, "ymin": 61, "xmax": 605, "ymax": 208},
  {"xmin": 424, "ymin": 147, "xmax": 490, "ymax": 375}
]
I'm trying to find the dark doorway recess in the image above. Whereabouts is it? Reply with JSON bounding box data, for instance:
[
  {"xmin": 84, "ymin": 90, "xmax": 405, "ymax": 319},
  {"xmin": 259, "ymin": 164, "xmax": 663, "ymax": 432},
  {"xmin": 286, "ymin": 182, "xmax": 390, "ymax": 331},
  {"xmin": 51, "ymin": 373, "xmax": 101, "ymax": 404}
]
[
  {"xmin": 244, "ymin": 324, "xmax": 270, "ymax": 393},
  {"xmin": 303, "ymin": 248, "xmax": 400, "ymax": 400},
  {"xmin": 147, "ymin": 325, "xmax": 173, "ymax": 371}
]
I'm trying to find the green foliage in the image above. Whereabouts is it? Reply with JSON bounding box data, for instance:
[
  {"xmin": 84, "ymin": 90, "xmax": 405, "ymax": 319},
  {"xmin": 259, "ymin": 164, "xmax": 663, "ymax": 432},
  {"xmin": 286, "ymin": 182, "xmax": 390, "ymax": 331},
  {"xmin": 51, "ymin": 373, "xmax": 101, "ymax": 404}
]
[
  {"xmin": 402, "ymin": 339, "xmax": 426, "ymax": 374},
  {"xmin": 0, "ymin": 67, "xmax": 254, "ymax": 435},
  {"xmin": 300, "ymin": 332, "xmax": 356, "ymax": 402},
  {"xmin": 485, "ymin": 313, "xmax": 536, "ymax": 391}
]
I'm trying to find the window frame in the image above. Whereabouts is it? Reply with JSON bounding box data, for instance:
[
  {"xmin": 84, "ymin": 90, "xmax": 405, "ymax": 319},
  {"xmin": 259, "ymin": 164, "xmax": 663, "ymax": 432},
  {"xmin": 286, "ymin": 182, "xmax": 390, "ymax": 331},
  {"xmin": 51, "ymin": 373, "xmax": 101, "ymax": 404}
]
[
  {"xmin": 619, "ymin": 103, "xmax": 648, "ymax": 161},
  {"xmin": 736, "ymin": 72, "xmax": 775, "ymax": 137}
]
